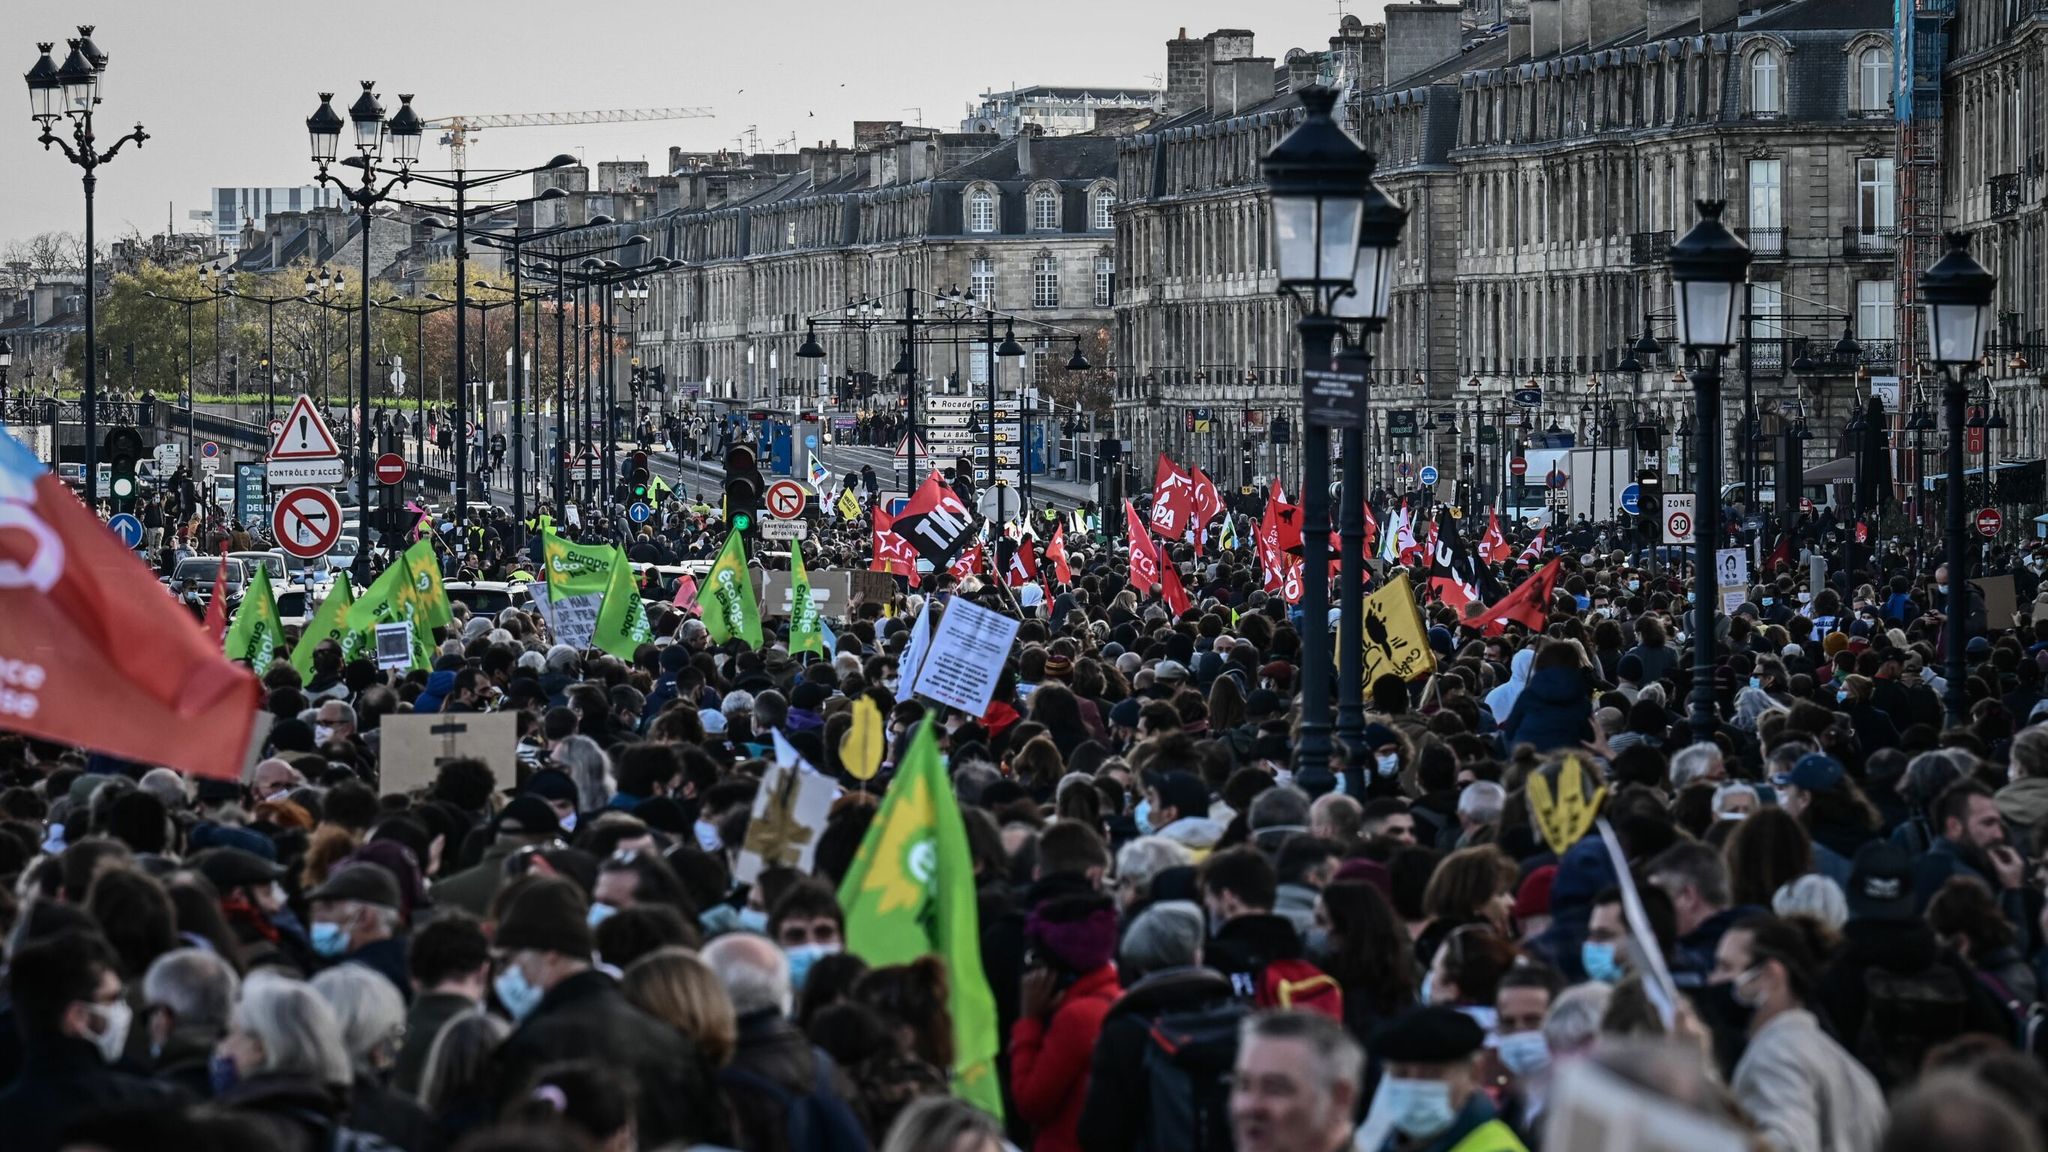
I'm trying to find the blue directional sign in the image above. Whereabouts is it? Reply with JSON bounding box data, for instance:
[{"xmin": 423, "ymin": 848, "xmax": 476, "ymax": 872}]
[
  {"xmin": 107, "ymin": 513, "xmax": 143, "ymax": 550},
  {"xmin": 1620, "ymin": 483, "xmax": 1642, "ymax": 516},
  {"xmin": 804, "ymin": 433, "xmax": 818, "ymax": 449},
  {"xmin": 1512, "ymin": 387, "xmax": 1544, "ymax": 408},
  {"xmin": 628, "ymin": 502, "xmax": 652, "ymax": 524},
  {"xmin": 1418, "ymin": 465, "xmax": 1440, "ymax": 486}
]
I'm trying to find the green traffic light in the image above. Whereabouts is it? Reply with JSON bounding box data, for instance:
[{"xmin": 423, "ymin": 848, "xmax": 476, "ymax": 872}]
[{"xmin": 733, "ymin": 512, "xmax": 752, "ymax": 531}]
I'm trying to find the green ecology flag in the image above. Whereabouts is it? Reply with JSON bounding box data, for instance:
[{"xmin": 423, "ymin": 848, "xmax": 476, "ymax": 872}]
[
  {"xmin": 837, "ymin": 717, "xmax": 1003, "ymax": 1118},
  {"xmin": 702, "ymin": 528, "xmax": 762, "ymax": 649},
  {"xmin": 394, "ymin": 539, "xmax": 453, "ymax": 631},
  {"xmin": 592, "ymin": 550, "xmax": 653, "ymax": 658},
  {"xmin": 290, "ymin": 574, "xmax": 354, "ymax": 681},
  {"xmin": 223, "ymin": 564, "xmax": 285, "ymax": 669},
  {"xmin": 787, "ymin": 544, "xmax": 824, "ymax": 657},
  {"xmin": 542, "ymin": 532, "xmax": 615, "ymax": 649},
  {"xmin": 343, "ymin": 552, "xmax": 437, "ymax": 671}
]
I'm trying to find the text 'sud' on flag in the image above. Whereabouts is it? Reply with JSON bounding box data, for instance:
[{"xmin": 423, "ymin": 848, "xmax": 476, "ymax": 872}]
[
  {"xmin": 0, "ymin": 422, "xmax": 261, "ymax": 779},
  {"xmin": 837, "ymin": 716, "xmax": 1004, "ymax": 1119},
  {"xmin": 893, "ymin": 472, "xmax": 977, "ymax": 566},
  {"xmin": 1359, "ymin": 571, "xmax": 1438, "ymax": 688}
]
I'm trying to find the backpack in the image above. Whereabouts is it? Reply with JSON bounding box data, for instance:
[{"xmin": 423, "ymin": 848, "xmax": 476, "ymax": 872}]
[
  {"xmin": 1253, "ymin": 957, "xmax": 1345, "ymax": 1020},
  {"xmin": 1854, "ymin": 962, "xmax": 1973, "ymax": 1087},
  {"xmin": 719, "ymin": 1047, "xmax": 870, "ymax": 1152},
  {"xmin": 1139, "ymin": 1000, "xmax": 1248, "ymax": 1152}
]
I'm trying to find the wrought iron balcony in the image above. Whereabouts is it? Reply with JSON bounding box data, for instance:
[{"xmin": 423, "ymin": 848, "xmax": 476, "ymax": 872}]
[
  {"xmin": 1630, "ymin": 230, "xmax": 1673, "ymax": 265},
  {"xmin": 1742, "ymin": 228, "xmax": 1787, "ymax": 258},
  {"xmin": 1843, "ymin": 227, "xmax": 1896, "ymax": 260},
  {"xmin": 1991, "ymin": 173, "xmax": 2024, "ymax": 217}
]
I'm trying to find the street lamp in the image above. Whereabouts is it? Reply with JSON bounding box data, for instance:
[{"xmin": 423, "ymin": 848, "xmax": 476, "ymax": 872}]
[
  {"xmin": 1667, "ymin": 199, "xmax": 1751, "ymax": 744},
  {"xmin": 1919, "ymin": 232, "xmax": 1997, "ymax": 724},
  {"xmin": 24, "ymin": 27, "xmax": 146, "ymax": 497},
  {"xmin": 1263, "ymin": 86, "xmax": 1371, "ymax": 784}
]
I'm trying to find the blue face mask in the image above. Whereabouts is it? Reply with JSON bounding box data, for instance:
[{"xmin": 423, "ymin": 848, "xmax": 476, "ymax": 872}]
[
  {"xmin": 1419, "ymin": 972, "xmax": 1436, "ymax": 1005},
  {"xmin": 208, "ymin": 1052, "xmax": 240, "ymax": 1098},
  {"xmin": 1581, "ymin": 940, "xmax": 1623, "ymax": 984},
  {"xmin": 1133, "ymin": 799, "xmax": 1154, "ymax": 834},
  {"xmin": 1375, "ymin": 752, "xmax": 1401, "ymax": 778},
  {"xmin": 1749, "ymin": 677, "xmax": 1763, "ymax": 689},
  {"xmin": 309, "ymin": 921, "xmax": 351, "ymax": 958},
  {"xmin": 1496, "ymin": 1030, "xmax": 1551, "ymax": 1077},
  {"xmin": 1382, "ymin": 1077, "xmax": 1458, "ymax": 1140},
  {"xmin": 738, "ymin": 907, "xmax": 770, "ymax": 934},
  {"xmin": 785, "ymin": 943, "xmax": 841, "ymax": 991},
  {"xmin": 1836, "ymin": 690, "xmax": 1849, "ymax": 704},
  {"xmin": 588, "ymin": 901, "xmax": 618, "ymax": 928},
  {"xmin": 494, "ymin": 963, "xmax": 545, "ymax": 1022},
  {"xmin": 1762, "ymin": 597, "xmax": 1775, "ymax": 607}
]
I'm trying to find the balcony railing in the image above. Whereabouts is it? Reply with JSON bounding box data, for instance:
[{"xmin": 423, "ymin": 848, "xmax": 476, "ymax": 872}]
[
  {"xmin": 1991, "ymin": 173, "xmax": 2024, "ymax": 217},
  {"xmin": 1843, "ymin": 227, "xmax": 1896, "ymax": 260},
  {"xmin": 1630, "ymin": 231, "xmax": 1672, "ymax": 264},
  {"xmin": 1742, "ymin": 228, "xmax": 1787, "ymax": 258}
]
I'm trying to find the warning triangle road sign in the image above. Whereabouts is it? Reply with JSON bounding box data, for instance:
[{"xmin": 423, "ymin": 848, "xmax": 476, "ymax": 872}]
[
  {"xmin": 268, "ymin": 394, "xmax": 341, "ymax": 461},
  {"xmin": 893, "ymin": 433, "xmax": 930, "ymax": 461}
]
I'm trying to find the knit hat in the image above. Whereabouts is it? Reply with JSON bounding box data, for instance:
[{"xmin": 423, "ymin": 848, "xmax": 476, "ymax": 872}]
[
  {"xmin": 1512, "ymin": 864, "xmax": 1558, "ymax": 920},
  {"xmin": 493, "ymin": 875, "xmax": 594, "ymax": 957},
  {"xmin": 1822, "ymin": 632, "xmax": 1849, "ymax": 658},
  {"xmin": 1042, "ymin": 654, "xmax": 1074, "ymax": 680},
  {"xmin": 1024, "ymin": 894, "xmax": 1118, "ymax": 972}
]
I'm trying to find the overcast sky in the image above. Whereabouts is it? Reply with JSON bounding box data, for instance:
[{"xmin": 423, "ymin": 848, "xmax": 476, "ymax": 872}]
[{"xmin": 1, "ymin": 1, "xmax": 1380, "ymax": 249}]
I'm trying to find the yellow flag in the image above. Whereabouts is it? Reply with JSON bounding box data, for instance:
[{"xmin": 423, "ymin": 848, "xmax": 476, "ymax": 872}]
[
  {"xmin": 842, "ymin": 696, "xmax": 885, "ymax": 781},
  {"xmin": 1360, "ymin": 571, "xmax": 1437, "ymax": 687},
  {"xmin": 836, "ymin": 487, "xmax": 862, "ymax": 522},
  {"xmin": 1527, "ymin": 755, "xmax": 1607, "ymax": 856}
]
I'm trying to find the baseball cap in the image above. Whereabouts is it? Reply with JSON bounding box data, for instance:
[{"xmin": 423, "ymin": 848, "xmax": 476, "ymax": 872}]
[
  {"xmin": 1771, "ymin": 752, "xmax": 1844, "ymax": 793},
  {"xmin": 305, "ymin": 862, "xmax": 403, "ymax": 910},
  {"xmin": 1846, "ymin": 841, "xmax": 1915, "ymax": 922}
]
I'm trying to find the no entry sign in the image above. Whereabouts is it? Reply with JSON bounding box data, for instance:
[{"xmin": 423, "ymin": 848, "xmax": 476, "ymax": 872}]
[
  {"xmin": 1976, "ymin": 507, "xmax": 2003, "ymax": 538},
  {"xmin": 765, "ymin": 479, "xmax": 808, "ymax": 520},
  {"xmin": 272, "ymin": 486, "xmax": 343, "ymax": 560},
  {"xmin": 1509, "ymin": 457, "xmax": 1528, "ymax": 476},
  {"xmin": 375, "ymin": 453, "xmax": 407, "ymax": 486}
]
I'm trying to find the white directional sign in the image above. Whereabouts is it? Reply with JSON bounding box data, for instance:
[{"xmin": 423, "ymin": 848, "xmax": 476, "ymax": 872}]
[{"xmin": 1661, "ymin": 493, "xmax": 1697, "ymax": 545}]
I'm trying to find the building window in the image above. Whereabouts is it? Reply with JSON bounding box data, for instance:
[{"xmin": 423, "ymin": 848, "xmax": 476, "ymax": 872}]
[
  {"xmin": 1094, "ymin": 255, "xmax": 1114, "ymax": 307},
  {"xmin": 1033, "ymin": 255, "xmax": 1059, "ymax": 308},
  {"xmin": 1749, "ymin": 50, "xmax": 1781, "ymax": 116},
  {"xmin": 1857, "ymin": 280, "xmax": 1895, "ymax": 341},
  {"xmin": 1857, "ymin": 47, "xmax": 1892, "ymax": 114},
  {"xmin": 971, "ymin": 257, "xmax": 995, "ymax": 305},
  {"xmin": 1032, "ymin": 187, "xmax": 1059, "ymax": 231},
  {"xmin": 1748, "ymin": 281, "xmax": 1783, "ymax": 349},
  {"xmin": 1092, "ymin": 189, "xmax": 1115, "ymax": 230},
  {"xmin": 969, "ymin": 190, "xmax": 995, "ymax": 233},
  {"xmin": 1747, "ymin": 159, "xmax": 1783, "ymax": 253},
  {"xmin": 1857, "ymin": 158, "xmax": 1895, "ymax": 232}
]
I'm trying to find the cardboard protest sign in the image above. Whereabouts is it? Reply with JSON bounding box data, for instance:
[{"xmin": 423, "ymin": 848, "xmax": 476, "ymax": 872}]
[
  {"xmin": 379, "ymin": 712, "xmax": 519, "ymax": 795},
  {"xmin": 735, "ymin": 757, "xmax": 838, "ymax": 884},
  {"xmin": 910, "ymin": 597, "xmax": 1021, "ymax": 716}
]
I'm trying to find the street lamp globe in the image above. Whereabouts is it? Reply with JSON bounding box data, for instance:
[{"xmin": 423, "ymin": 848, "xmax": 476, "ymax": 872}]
[
  {"xmin": 1834, "ymin": 322, "xmax": 1861, "ymax": 359},
  {"xmin": 1332, "ymin": 168, "xmax": 1408, "ymax": 324},
  {"xmin": 1261, "ymin": 86, "xmax": 1370, "ymax": 292},
  {"xmin": 74, "ymin": 26, "xmax": 106, "ymax": 102},
  {"xmin": 1666, "ymin": 200, "xmax": 1751, "ymax": 353},
  {"xmin": 54, "ymin": 40, "xmax": 93, "ymax": 115},
  {"xmin": 996, "ymin": 320, "xmax": 1028, "ymax": 359},
  {"xmin": 1066, "ymin": 338, "xmax": 1090, "ymax": 372},
  {"xmin": 24, "ymin": 43, "xmax": 60, "ymax": 123},
  {"xmin": 306, "ymin": 92, "xmax": 343, "ymax": 164},
  {"xmin": 796, "ymin": 324, "xmax": 825, "ymax": 360},
  {"xmin": 346, "ymin": 81, "xmax": 385, "ymax": 157},
  {"xmin": 386, "ymin": 94, "xmax": 423, "ymax": 167},
  {"xmin": 1919, "ymin": 233, "xmax": 1996, "ymax": 370}
]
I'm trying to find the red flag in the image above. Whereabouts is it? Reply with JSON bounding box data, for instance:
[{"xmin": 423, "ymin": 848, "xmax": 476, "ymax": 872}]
[
  {"xmin": 672, "ymin": 572, "xmax": 701, "ymax": 618},
  {"xmin": 1126, "ymin": 499, "xmax": 1161, "ymax": 590},
  {"xmin": 1044, "ymin": 523, "xmax": 1073, "ymax": 586},
  {"xmin": 1478, "ymin": 511, "xmax": 1506, "ymax": 563},
  {"xmin": 893, "ymin": 472, "xmax": 976, "ymax": 566},
  {"xmin": 1854, "ymin": 521, "xmax": 1869, "ymax": 545},
  {"xmin": 0, "ymin": 436, "xmax": 260, "ymax": 779},
  {"xmin": 1476, "ymin": 558, "xmax": 1564, "ymax": 637},
  {"xmin": 1363, "ymin": 501, "xmax": 1380, "ymax": 554},
  {"xmin": 1767, "ymin": 532, "xmax": 1792, "ymax": 571},
  {"xmin": 1006, "ymin": 537, "xmax": 1039, "ymax": 588},
  {"xmin": 1427, "ymin": 514, "xmax": 1481, "ymax": 610},
  {"xmin": 949, "ymin": 541, "xmax": 985, "ymax": 581},
  {"xmin": 1160, "ymin": 558, "xmax": 1192, "ymax": 617},
  {"xmin": 1148, "ymin": 454, "xmax": 1196, "ymax": 541},
  {"xmin": 870, "ymin": 508, "xmax": 918, "ymax": 577},
  {"xmin": 1517, "ymin": 529, "xmax": 1547, "ymax": 566},
  {"xmin": 1281, "ymin": 555, "xmax": 1305, "ymax": 604},
  {"xmin": 202, "ymin": 555, "xmax": 229, "ymax": 643},
  {"xmin": 1396, "ymin": 502, "xmax": 1422, "ymax": 564},
  {"xmin": 1189, "ymin": 467, "xmax": 1222, "ymax": 554}
]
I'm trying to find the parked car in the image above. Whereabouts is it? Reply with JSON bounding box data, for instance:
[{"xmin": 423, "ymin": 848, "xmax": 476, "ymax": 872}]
[{"xmin": 444, "ymin": 580, "xmax": 527, "ymax": 617}]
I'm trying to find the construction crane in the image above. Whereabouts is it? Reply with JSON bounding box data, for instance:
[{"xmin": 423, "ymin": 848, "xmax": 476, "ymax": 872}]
[{"xmin": 423, "ymin": 107, "xmax": 714, "ymax": 169}]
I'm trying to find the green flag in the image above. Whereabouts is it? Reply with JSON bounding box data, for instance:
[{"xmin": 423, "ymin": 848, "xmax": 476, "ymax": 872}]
[
  {"xmin": 837, "ymin": 717, "xmax": 1003, "ymax": 1118},
  {"xmin": 702, "ymin": 528, "xmax": 762, "ymax": 649},
  {"xmin": 223, "ymin": 564, "xmax": 285, "ymax": 669},
  {"xmin": 395, "ymin": 539, "xmax": 453, "ymax": 630},
  {"xmin": 343, "ymin": 556, "xmax": 435, "ymax": 671},
  {"xmin": 542, "ymin": 531, "xmax": 616, "ymax": 649},
  {"xmin": 592, "ymin": 549, "xmax": 653, "ymax": 658},
  {"xmin": 788, "ymin": 543, "xmax": 824, "ymax": 657},
  {"xmin": 290, "ymin": 574, "xmax": 354, "ymax": 681}
]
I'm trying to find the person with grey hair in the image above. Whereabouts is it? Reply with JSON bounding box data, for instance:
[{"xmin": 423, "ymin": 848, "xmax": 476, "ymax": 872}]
[
  {"xmin": 1078, "ymin": 901, "xmax": 1235, "ymax": 1152},
  {"xmin": 552, "ymin": 734, "xmax": 614, "ymax": 814},
  {"xmin": 1669, "ymin": 743, "xmax": 1726, "ymax": 792},
  {"xmin": 1542, "ymin": 981, "xmax": 1612, "ymax": 1058},
  {"xmin": 1882, "ymin": 1070, "xmax": 2044, "ymax": 1152},
  {"xmin": 1455, "ymin": 781, "xmax": 1507, "ymax": 844},
  {"xmin": 214, "ymin": 972, "xmax": 354, "ymax": 1126},
  {"xmin": 1111, "ymin": 835, "xmax": 1194, "ymax": 915},
  {"xmin": 1248, "ymin": 786, "xmax": 1311, "ymax": 852},
  {"xmin": 516, "ymin": 648, "xmax": 547, "ymax": 674},
  {"xmin": 1712, "ymin": 781, "xmax": 1760, "ymax": 821},
  {"xmin": 752, "ymin": 689, "xmax": 789, "ymax": 735},
  {"xmin": 1773, "ymin": 874, "xmax": 1848, "ymax": 931},
  {"xmin": 310, "ymin": 964, "xmax": 438, "ymax": 1152},
  {"xmin": 1997, "ymin": 725, "xmax": 2048, "ymax": 828},
  {"xmin": 543, "ymin": 644, "xmax": 582, "ymax": 677},
  {"xmin": 704, "ymin": 932, "xmax": 862, "ymax": 1151},
  {"xmin": 1229, "ymin": 1011, "xmax": 1366, "ymax": 1152},
  {"xmin": 141, "ymin": 948, "xmax": 239, "ymax": 1098},
  {"xmin": 952, "ymin": 762, "xmax": 1001, "ymax": 809},
  {"xmin": 136, "ymin": 768, "xmax": 187, "ymax": 812}
]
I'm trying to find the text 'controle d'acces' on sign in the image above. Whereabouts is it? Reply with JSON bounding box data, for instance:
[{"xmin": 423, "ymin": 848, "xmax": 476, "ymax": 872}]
[{"xmin": 264, "ymin": 394, "xmax": 344, "ymax": 487}]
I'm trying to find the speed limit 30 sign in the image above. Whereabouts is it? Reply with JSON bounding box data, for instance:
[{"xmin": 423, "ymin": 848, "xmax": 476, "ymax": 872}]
[{"xmin": 1661, "ymin": 493, "xmax": 1697, "ymax": 545}]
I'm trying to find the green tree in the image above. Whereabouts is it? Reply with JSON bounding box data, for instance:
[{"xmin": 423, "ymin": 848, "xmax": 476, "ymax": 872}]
[{"xmin": 64, "ymin": 263, "xmax": 227, "ymax": 396}]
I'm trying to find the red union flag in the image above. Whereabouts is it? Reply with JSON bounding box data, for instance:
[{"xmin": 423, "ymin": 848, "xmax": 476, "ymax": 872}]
[
  {"xmin": 1006, "ymin": 537, "xmax": 1039, "ymax": 588},
  {"xmin": 0, "ymin": 427, "xmax": 260, "ymax": 779},
  {"xmin": 1043, "ymin": 524, "xmax": 1073, "ymax": 586},
  {"xmin": 1126, "ymin": 499, "xmax": 1162, "ymax": 590},
  {"xmin": 893, "ymin": 472, "xmax": 977, "ymax": 566},
  {"xmin": 1149, "ymin": 454, "xmax": 1196, "ymax": 540},
  {"xmin": 1189, "ymin": 467, "xmax": 1222, "ymax": 553},
  {"xmin": 1160, "ymin": 558, "xmax": 1192, "ymax": 617},
  {"xmin": 1478, "ymin": 510, "xmax": 1507, "ymax": 564},
  {"xmin": 870, "ymin": 508, "xmax": 918, "ymax": 577},
  {"xmin": 1478, "ymin": 557, "xmax": 1563, "ymax": 636},
  {"xmin": 949, "ymin": 540, "xmax": 985, "ymax": 581}
]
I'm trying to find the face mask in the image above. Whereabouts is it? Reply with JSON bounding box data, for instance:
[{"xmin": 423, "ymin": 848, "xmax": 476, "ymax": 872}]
[
  {"xmin": 1762, "ymin": 597, "xmax": 1774, "ymax": 607},
  {"xmin": 1382, "ymin": 1077, "xmax": 1458, "ymax": 1140},
  {"xmin": 694, "ymin": 820, "xmax": 724, "ymax": 853},
  {"xmin": 1686, "ymin": 591, "xmax": 1696, "ymax": 604},
  {"xmin": 209, "ymin": 1051, "xmax": 241, "ymax": 1096},
  {"xmin": 786, "ymin": 943, "xmax": 841, "ymax": 991},
  {"xmin": 495, "ymin": 963, "xmax": 545, "ymax": 1022},
  {"xmin": 1305, "ymin": 927, "xmax": 1329, "ymax": 957},
  {"xmin": 86, "ymin": 999, "xmax": 132, "ymax": 1064},
  {"xmin": 587, "ymin": 901, "xmax": 618, "ymax": 928},
  {"xmin": 1749, "ymin": 677, "xmax": 1762, "ymax": 690},
  {"xmin": 1836, "ymin": 690, "xmax": 1849, "ymax": 704},
  {"xmin": 313, "ymin": 724, "xmax": 335, "ymax": 746},
  {"xmin": 309, "ymin": 921, "xmax": 351, "ymax": 958},
  {"xmin": 1376, "ymin": 752, "xmax": 1401, "ymax": 778},
  {"xmin": 1133, "ymin": 799, "xmax": 1154, "ymax": 834},
  {"xmin": 1496, "ymin": 1030, "xmax": 1550, "ymax": 1077},
  {"xmin": 738, "ymin": 907, "xmax": 770, "ymax": 934},
  {"xmin": 1581, "ymin": 940, "xmax": 1623, "ymax": 984},
  {"xmin": 268, "ymin": 883, "xmax": 288, "ymax": 911},
  {"xmin": 559, "ymin": 811, "xmax": 578, "ymax": 833},
  {"xmin": 882, "ymin": 675, "xmax": 900, "ymax": 693},
  {"xmin": 1628, "ymin": 579, "xmax": 1641, "ymax": 592},
  {"xmin": 1732, "ymin": 966, "xmax": 1767, "ymax": 1009}
]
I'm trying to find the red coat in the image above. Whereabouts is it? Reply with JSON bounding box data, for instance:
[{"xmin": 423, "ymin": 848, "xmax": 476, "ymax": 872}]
[{"xmin": 1008, "ymin": 965, "xmax": 1123, "ymax": 1152}]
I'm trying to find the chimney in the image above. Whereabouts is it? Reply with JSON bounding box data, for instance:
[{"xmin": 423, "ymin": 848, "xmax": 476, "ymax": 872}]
[
  {"xmin": 1383, "ymin": 4, "xmax": 1465, "ymax": 86},
  {"xmin": 1286, "ymin": 50, "xmax": 1322, "ymax": 95},
  {"xmin": 1016, "ymin": 123, "xmax": 1043, "ymax": 175},
  {"xmin": 1562, "ymin": 0, "xmax": 1590, "ymax": 50},
  {"xmin": 1165, "ymin": 28, "xmax": 1208, "ymax": 117},
  {"xmin": 1591, "ymin": 0, "xmax": 1636, "ymax": 45},
  {"xmin": 1529, "ymin": 0, "xmax": 1561, "ymax": 56},
  {"xmin": 1202, "ymin": 29, "xmax": 1258, "ymax": 111},
  {"xmin": 1700, "ymin": 0, "xmax": 1738, "ymax": 30},
  {"xmin": 1647, "ymin": 0, "xmax": 1696, "ymax": 35},
  {"xmin": 1330, "ymin": 19, "xmax": 1386, "ymax": 92},
  {"xmin": 1211, "ymin": 56, "xmax": 1277, "ymax": 115},
  {"xmin": 1508, "ymin": 15, "xmax": 1530, "ymax": 59}
]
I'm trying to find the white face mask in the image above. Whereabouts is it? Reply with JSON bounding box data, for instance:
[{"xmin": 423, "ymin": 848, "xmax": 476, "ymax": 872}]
[
  {"xmin": 86, "ymin": 999, "xmax": 132, "ymax": 1064},
  {"xmin": 313, "ymin": 724, "xmax": 335, "ymax": 746}
]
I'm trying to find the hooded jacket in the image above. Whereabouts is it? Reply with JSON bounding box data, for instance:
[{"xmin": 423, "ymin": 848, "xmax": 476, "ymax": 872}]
[
  {"xmin": 1076, "ymin": 967, "xmax": 1235, "ymax": 1152},
  {"xmin": 1010, "ymin": 965, "xmax": 1123, "ymax": 1152},
  {"xmin": 1485, "ymin": 649, "xmax": 1536, "ymax": 722},
  {"xmin": 1501, "ymin": 666, "xmax": 1596, "ymax": 754}
]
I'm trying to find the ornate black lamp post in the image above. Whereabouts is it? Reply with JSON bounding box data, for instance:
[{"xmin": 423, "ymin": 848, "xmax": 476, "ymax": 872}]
[{"xmin": 1918, "ymin": 234, "xmax": 1996, "ymax": 724}]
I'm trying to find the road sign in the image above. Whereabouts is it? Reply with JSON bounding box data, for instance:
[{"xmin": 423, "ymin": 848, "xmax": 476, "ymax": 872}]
[
  {"xmin": 765, "ymin": 479, "xmax": 808, "ymax": 520},
  {"xmin": 761, "ymin": 517, "xmax": 810, "ymax": 541},
  {"xmin": 1976, "ymin": 507, "xmax": 2003, "ymax": 537},
  {"xmin": 107, "ymin": 513, "xmax": 143, "ymax": 550},
  {"xmin": 269, "ymin": 420, "xmax": 285, "ymax": 437},
  {"xmin": 1419, "ymin": 465, "xmax": 1440, "ymax": 486},
  {"xmin": 1546, "ymin": 468, "xmax": 1569, "ymax": 490},
  {"xmin": 1661, "ymin": 493, "xmax": 1697, "ymax": 545},
  {"xmin": 1513, "ymin": 387, "xmax": 1544, "ymax": 408},
  {"xmin": 153, "ymin": 443, "xmax": 181, "ymax": 472},
  {"xmin": 1509, "ymin": 457, "xmax": 1529, "ymax": 476},
  {"xmin": 271, "ymin": 486, "xmax": 344, "ymax": 560},
  {"xmin": 1398, "ymin": 462, "xmax": 1411, "ymax": 477},
  {"xmin": 200, "ymin": 441, "xmax": 220, "ymax": 460},
  {"xmin": 266, "ymin": 457, "xmax": 345, "ymax": 486},
  {"xmin": 268, "ymin": 395, "xmax": 342, "ymax": 460},
  {"xmin": 1619, "ymin": 483, "xmax": 1641, "ymax": 516},
  {"xmin": 374, "ymin": 453, "xmax": 407, "ymax": 486},
  {"xmin": 628, "ymin": 502, "xmax": 652, "ymax": 524}
]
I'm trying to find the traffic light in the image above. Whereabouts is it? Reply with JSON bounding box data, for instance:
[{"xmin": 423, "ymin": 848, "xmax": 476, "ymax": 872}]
[
  {"xmin": 630, "ymin": 450, "xmax": 651, "ymax": 502},
  {"xmin": 103, "ymin": 426, "xmax": 142, "ymax": 513},
  {"xmin": 1637, "ymin": 469, "xmax": 1662, "ymax": 545},
  {"xmin": 723, "ymin": 445, "xmax": 763, "ymax": 536}
]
